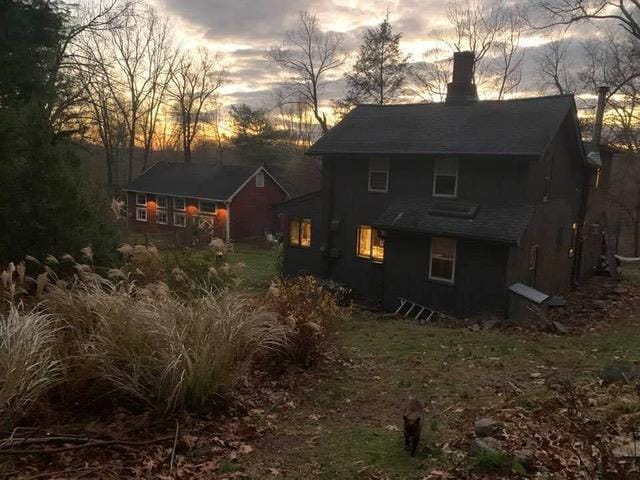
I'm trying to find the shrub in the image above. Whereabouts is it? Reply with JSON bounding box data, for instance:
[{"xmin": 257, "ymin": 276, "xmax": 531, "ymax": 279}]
[
  {"xmin": 0, "ymin": 306, "xmax": 64, "ymax": 426},
  {"xmin": 266, "ymin": 276, "xmax": 347, "ymax": 367}
]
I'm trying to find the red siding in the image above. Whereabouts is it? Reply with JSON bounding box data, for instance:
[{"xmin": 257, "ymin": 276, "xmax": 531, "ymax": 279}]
[
  {"xmin": 230, "ymin": 172, "xmax": 288, "ymax": 239},
  {"xmin": 126, "ymin": 192, "xmax": 227, "ymax": 241}
]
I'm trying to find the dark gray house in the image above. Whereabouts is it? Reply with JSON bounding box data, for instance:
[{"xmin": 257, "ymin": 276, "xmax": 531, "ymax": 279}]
[{"xmin": 276, "ymin": 52, "xmax": 607, "ymax": 317}]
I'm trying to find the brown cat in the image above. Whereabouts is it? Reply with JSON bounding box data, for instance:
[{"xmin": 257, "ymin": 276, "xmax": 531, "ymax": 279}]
[{"xmin": 403, "ymin": 397, "xmax": 424, "ymax": 456}]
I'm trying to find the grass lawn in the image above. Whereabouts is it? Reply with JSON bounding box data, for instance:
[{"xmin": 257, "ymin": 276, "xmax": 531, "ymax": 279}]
[
  {"xmin": 228, "ymin": 242, "xmax": 278, "ymax": 289},
  {"xmin": 236, "ymin": 311, "xmax": 640, "ymax": 479}
]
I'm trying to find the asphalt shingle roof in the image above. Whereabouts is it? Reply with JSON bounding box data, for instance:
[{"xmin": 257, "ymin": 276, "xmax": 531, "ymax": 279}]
[
  {"xmin": 374, "ymin": 199, "xmax": 534, "ymax": 244},
  {"xmin": 125, "ymin": 162, "xmax": 261, "ymax": 201},
  {"xmin": 307, "ymin": 95, "xmax": 575, "ymax": 156}
]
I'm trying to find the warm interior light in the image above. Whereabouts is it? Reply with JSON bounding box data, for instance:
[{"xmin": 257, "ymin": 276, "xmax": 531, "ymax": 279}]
[
  {"xmin": 187, "ymin": 205, "xmax": 198, "ymax": 215},
  {"xmin": 147, "ymin": 200, "xmax": 157, "ymax": 210}
]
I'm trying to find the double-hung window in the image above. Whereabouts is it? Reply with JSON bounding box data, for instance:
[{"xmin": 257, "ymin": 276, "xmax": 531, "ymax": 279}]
[
  {"xmin": 199, "ymin": 201, "xmax": 216, "ymax": 216},
  {"xmin": 368, "ymin": 158, "xmax": 389, "ymax": 192},
  {"xmin": 173, "ymin": 197, "xmax": 186, "ymax": 227},
  {"xmin": 357, "ymin": 225, "xmax": 384, "ymax": 262},
  {"xmin": 433, "ymin": 158, "xmax": 458, "ymax": 198},
  {"xmin": 135, "ymin": 193, "xmax": 147, "ymax": 222},
  {"xmin": 429, "ymin": 237, "xmax": 456, "ymax": 283},
  {"xmin": 289, "ymin": 218, "xmax": 312, "ymax": 247},
  {"xmin": 173, "ymin": 197, "xmax": 186, "ymax": 211},
  {"xmin": 156, "ymin": 196, "xmax": 168, "ymax": 225}
]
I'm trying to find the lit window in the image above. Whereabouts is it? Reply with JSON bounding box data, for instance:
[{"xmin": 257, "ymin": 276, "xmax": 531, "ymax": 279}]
[
  {"xmin": 368, "ymin": 158, "xmax": 389, "ymax": 192},
  {"xmin": 174, "ymin": 212, "xmax": 186, "ymax": 228},
  {"xmin": 429, "ymin": 237, "xmax": 456, "ymax": 283},
  {"xmin": 543, "ymin": 156, "xmax": 554, "ymax": 202},
  {"xmin": 357, "ymin": 225, "xmax": 384, "ymax": 262},
  {"xmin": 289, "ymin": 218, "xmax": 311, "ymax": 247},
  {"xmin": 256, "ymin": 171, "xmax": 265, "ymax": 188},
  {"xmin": 199, "ymin": 201, "xmax": 216, "ymax": 215},
  {"xmin": 136, "ymin": 207, "xmax": 147, "ymax": 222},
  {"xmin": 136, "ymin": 193, "xmax": 147, "ymax": 206},
  {"xmin": 156, "ymin": 210, "xmax": 168, "ymax": 225},
  {"xmin": 157, "ymin": 196, "xmax": 168, "ymax": 209},
  {"xmin": 433, "ymin": 158, "xmax": 458, "ymax": 198},
  {"xmin": 174, "ymin": 197, "xmax": 186, "ymax": 211}
]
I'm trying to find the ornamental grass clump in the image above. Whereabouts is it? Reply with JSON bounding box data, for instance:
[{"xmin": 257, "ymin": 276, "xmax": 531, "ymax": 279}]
[
  {"xmin": 0, "ymin": 306, "xmax": 65, "ymax": 427},
  {"xmin": 76, "ymin": 288, "xmax": 288, "ymax": 413}
]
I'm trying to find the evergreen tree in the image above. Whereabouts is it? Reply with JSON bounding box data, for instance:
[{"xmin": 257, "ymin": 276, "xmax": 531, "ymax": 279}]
[
  {"xmin": 343, "ymin": 14, "xmax": 410, "ymax": 106},
  {"xmin": 0, "ymin": 1, "xmax": 115, "ymax": 264}
]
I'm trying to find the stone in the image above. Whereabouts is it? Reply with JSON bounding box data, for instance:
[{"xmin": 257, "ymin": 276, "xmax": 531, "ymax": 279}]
[
  {"xmin": 612, "ymin": 440, "xmax": 640, "ymax": 459},
  {"xmin": 600, "ymin": 360, "xmax": 640, "ymax": 384},
  {"xmin": 474, "ymin": 418, "xmax": 505, "ymax": 438},
  {"xmin": 514, "ymin": 449, "xmax": 535, "ymax": 472},
  {"xmin": 468, "ymin": 437, "xmax": 502, "ymax": 457}
]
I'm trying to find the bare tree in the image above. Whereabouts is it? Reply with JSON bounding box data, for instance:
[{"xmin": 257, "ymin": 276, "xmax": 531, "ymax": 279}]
[
  {"xmin": 268, "ymin": 11, "xmax": 345, "ymax": 134},
  {"xmin": 445, "ymin": 0, "xmax": 507, "ymax": 70},
  {"xmin": 139, "ymin": 16, "xmax": 178, "ymax": 171},
  {"xmin": 409, "ymin": 49, "xmax": 451, "ymax": 102},
  {"xmin": 536, "ymin": 0, "xmax": 640, "ymax": 40},
  {"xmin": 273, "ymin": 88, "xmax": 316, "ymax": 147},
  {"xmin": 535, "ymin": 36, "xmax": 578, "ymax": 94},
  {"xmin": 493, "ymin": 11, "xmax": 526, "ymax": 99},
  {"xmin": 168, "ymin": 48, "xmax": 225, "ymax": 163}
]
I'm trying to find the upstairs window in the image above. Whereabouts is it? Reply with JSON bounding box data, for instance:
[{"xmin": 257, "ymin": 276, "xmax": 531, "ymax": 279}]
[
  {"xmin": 255, "ymin": 171, "xmax": 265, "ymax": 188},
  {"xmin": 433, "ymin": 158, "xmax": 458, "ymax": 198},
  {"xmin": 543, "ymin": 156, "xmax": 554, "ymax": 202},
  {"xmin": 174, "ymin": 197, "xmax": 186, "ymax": 211},
  {"xmin": 368, "ymin": 158, "xmax": 389, "ymax": 192},
  {"xmin": 357, "ymin": 225, "xmax": 384, "ymax": 262},
  {"xmin": 157, "ymin": 196, "xmax": 168, "ymax": 209},
  {"xmin": 289, "ymin": 218, "xmax": 311, "ymax": 247},
  {"xmin": 199, "ymin": 201, "xmax": 216, "ymax": 215},
  {"xmin": 429, "ymin": 237, "xmax": 456, "ymax": 283},
  {"xmin": 136, "ymin": 193, "xmax": 147, "ymax": 206}
]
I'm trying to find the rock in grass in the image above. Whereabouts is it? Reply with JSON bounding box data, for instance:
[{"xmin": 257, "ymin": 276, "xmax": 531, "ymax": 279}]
[
  {"xmin": 474, "ymin": 418, "xmax": 504, "ymax": 438},
  {"xmin": 469, "ymin": 437, "xmax": 502, "ymax": 457},
  {"xmin": 600, "ymin": 360, "xmax": 640, "ymax": 384},
  {"xmin": 514, "ymin": 449, "xmax": 535, "ymax": 472}
]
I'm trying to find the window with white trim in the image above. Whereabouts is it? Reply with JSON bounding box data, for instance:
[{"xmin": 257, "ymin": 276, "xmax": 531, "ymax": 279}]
[
  {"xmin": 433, "ymin": 158, "xmax": 458, "ymax": 198},
  {"xmin": 136, "ymin": 207, "xmax": 147, "ymax": 222},
  {"xmin": 174, "ymin": 212, "xmax": 186, "ymax": 228},
  {"xmin": 429, "ymin": 237, "xmax": 456, "ymax": 283},
  {"xmin": 173, "ymin": 197, "xmax": 186, "ymax": 211},
  {"xmin": 156, "ymin": 210, "xmax": 168, "ymax": 225},
  {"xmin": 157, "ymin": 196, "xmax": 168, "ymax": 209},
  {"xmin": 368, "ymin": 158, "xmax": 389, "ymax": 192},
  {"xmin": 136, "ymin": 193, "xmax": 147, "ymax": 206},
  {"xmin": 357, "ymin": 225, "xmax": 384, "ymax": 262},
  {"xmin": 199, "ymin": 201, "xmax": 216, "ymax": 215},
  {"xmin": 255, "ymin": 171, "xmax": 265, "ymax": 188},
  {"xmin": 289, "ymin": 218, "xmax": 311, "ymax": 247}
]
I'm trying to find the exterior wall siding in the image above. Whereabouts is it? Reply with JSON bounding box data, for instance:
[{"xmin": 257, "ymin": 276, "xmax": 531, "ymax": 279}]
[
  {"xmin": 229, "ymin": 173, "xmax": 288, "ymax": 239},
  {"xmin": 383, "ymin": 232, "xmax": 510, "ymax": 316}
]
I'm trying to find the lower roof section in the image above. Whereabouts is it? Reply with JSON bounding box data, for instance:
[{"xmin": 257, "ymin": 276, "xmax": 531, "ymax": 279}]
[{"xmin": 374, "ymin": 199, "xmax": 534, "ymax": 245}]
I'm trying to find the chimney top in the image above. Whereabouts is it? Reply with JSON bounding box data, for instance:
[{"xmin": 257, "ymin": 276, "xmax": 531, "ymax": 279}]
[{"xmin": 446, "ymin": 51, "xmax": 478, "ymax": 105}]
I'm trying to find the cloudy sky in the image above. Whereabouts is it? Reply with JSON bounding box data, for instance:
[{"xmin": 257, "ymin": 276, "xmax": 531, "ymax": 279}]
[{"xmin": 145, "ymin": 0, "xmax": 597, "ymax": 113}]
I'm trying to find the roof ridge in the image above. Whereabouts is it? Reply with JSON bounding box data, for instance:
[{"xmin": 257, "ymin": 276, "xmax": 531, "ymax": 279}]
[{"xmin": 354, "ymin": 94, "xmax": 575, "ymax": 108}]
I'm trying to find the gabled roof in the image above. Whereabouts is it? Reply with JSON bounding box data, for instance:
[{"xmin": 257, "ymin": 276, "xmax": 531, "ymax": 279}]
[
  {"xmin": 307, "ymin": 95, "xmax": 576, "ymax": 157},
  {"xmin": 124, "ymin": 162, "xmax": 288, "ymax": 202},
  {"xmin": 374, "ymin": 199, "xmax": 534, "ymax": 244}
]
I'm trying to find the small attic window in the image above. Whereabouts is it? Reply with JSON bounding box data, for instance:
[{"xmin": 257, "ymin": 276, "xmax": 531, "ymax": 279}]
[{"xmin": 256, "ymin": 171, "xmax": 265, "ymax": 188}]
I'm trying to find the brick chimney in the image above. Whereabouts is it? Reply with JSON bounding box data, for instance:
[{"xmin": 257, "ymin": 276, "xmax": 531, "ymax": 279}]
[{"xmin": 446, "ymin": 51, "xmax": 478, "ymax": 105}]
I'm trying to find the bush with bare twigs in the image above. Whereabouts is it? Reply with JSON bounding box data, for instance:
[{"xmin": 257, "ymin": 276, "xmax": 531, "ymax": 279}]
[{"xmin": 266, "ymin": 276, "xmax": 348, "ymax": 367}]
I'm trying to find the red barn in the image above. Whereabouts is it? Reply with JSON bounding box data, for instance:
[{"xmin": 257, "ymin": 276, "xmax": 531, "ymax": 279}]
[{"xmin": 124, "ymin": 162, "xmax": 289, "ymax": 242}]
